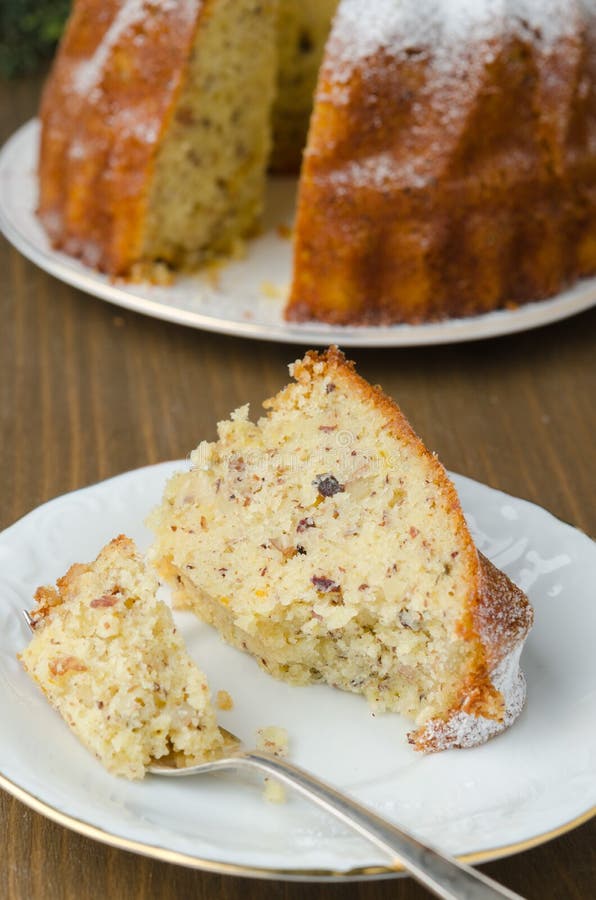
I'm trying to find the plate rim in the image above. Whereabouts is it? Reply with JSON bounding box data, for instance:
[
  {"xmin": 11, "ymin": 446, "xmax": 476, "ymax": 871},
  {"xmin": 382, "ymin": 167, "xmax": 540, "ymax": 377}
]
[
  {"xmin": 1, "ymin": 119, "xmax": 595, "ymax": 349},
  {"xmin": 0, "ymin": 767, "xmax": 593, "ymax": 883},
  {"xmin": 0, "ymin": 460, "xmax": 594, "ymax": 881}
]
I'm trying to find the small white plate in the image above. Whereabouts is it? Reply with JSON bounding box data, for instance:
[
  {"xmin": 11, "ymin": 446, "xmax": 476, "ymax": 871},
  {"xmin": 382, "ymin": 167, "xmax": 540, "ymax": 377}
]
[
  {"xmin": 1, "ymin": 119, "xmax": 595, "ymax": 347},
  {"xmin": 0, "ymin": 461, "xmax": 594, "ymax": 881}
]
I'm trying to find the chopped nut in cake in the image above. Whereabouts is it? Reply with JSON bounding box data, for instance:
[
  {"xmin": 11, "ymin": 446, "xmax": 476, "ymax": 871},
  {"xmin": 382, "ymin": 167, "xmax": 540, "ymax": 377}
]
[{"xmin": 256, "ymin": 725, "xmax": 290, "ymax": 803}]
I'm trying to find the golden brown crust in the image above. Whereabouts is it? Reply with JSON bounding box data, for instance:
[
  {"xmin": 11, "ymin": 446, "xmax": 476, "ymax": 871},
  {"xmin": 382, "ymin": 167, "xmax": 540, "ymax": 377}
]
[
  {"xmin": 28, "ymin": 535, "xmax": 135, "ymax": 628},
  {"xmin": 409, "ymin": 554, "xmax": 533, "ymax": 751},
  {"xmin": 286, "ymin": 6, "xmax": 596, "ymax": 325},
  {"xmin": 474, "ymin": 552, "xmax": 534, "ymax": 669},
  {"xmin": 37, "ymin": 1, "xmax": 205, "ymax": 275}
]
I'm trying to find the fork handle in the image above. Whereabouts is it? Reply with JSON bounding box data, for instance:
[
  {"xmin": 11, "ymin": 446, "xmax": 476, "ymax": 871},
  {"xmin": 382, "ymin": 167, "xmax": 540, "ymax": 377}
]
[{"xmin": 231, "ymin": 750, "xmax": 525, "ymax": 900}]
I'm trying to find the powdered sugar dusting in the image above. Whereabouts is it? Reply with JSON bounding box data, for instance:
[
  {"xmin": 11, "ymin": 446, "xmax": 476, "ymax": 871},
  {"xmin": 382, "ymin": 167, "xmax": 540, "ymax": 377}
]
[
  {"xmin": 327, "ymin": 0, "xmax": 580, "ymax": 85},
  {"xmin": 326, "ymin": 153, "xmax": 432, "ymax": 191},
  {"xmin": 71, "ymin": 0, "xmax": 200, "ymax": 96},
  {"xmin": 111, "ymin": 105, "xmax": 162, "ymax": 144},
  {"xmin": 515, "ymin": 0, "xmax": 580, "ymax": 48},
  {"xmin": 408, "ymin": 552, "xmax": 532, "ymax": 751},
  {"xmin": 326, "ymin": 0, "xmax": 504, "ymax": 85},
  {"xmin": 73, "ymin": 0, "xmax": 148, "ymax": 96},
  {"xmin": 313, "ymin": 0, "xmax": 589, "ymax": 195},
  {"xmin": 412, "ymin": 644, "xmax": 527, "ymax": 751}
]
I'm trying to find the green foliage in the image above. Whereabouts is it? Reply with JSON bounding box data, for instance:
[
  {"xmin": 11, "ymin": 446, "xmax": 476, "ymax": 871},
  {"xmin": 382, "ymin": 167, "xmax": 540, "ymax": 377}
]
[{"xmin": 0, "ymin": 0, "xmax": 71, "ymax": 78}]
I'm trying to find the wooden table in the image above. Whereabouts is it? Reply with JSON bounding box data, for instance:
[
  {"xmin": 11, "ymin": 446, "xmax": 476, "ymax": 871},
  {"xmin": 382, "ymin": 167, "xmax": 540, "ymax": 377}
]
[{"xmin": 1, "ymin": 75, "xmax": 594, "ymax": 900}]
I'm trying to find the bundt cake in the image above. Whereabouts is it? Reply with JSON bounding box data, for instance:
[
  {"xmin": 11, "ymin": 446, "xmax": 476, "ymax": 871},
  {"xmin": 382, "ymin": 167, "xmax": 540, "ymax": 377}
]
[
  {"xmin": 286, "ymin": 0, "xmax": 596, "ymax": 324},
  {"xmin": 148, "ymin": 347, "xmax": 533, "ymax": 751},
  {"xmin": 19, "ymin": 535, "xmax": 224, "ymax": 779},
  {"xmin": 37, "ymin": 0, "xmax": 596, "ymax": 322}
]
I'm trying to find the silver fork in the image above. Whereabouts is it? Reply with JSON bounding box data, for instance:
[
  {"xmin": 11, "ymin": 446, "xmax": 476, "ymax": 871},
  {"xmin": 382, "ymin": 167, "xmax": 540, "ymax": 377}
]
[
  {"xmin": 23, "ymin": 610, "xmax": 524, "ymax": 899},
  {"xmin": 149, "ymin": 738, "xmax": 524, "ymax": 899}
]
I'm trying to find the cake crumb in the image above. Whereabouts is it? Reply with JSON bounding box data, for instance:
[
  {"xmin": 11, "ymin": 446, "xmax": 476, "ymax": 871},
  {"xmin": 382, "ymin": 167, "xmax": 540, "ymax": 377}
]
[
  {"xmin": 256, "ymin": 725, "xmax": 289, "ymax": 804},
  {"xmin": 216, "ymin": 689, "xmax": 234, "ymax": 711},
  {"xmin": 203, "ymin": 260, "xmax": 224, "ymax": 289},
  {"xmin": 260, "ymin": 280, "xmax": 286, "ymax": 300},
  {"xmin": 276, "ymin": 223, "xmax": 292, "ymax": 240},
  {"xmin": 127, "ymin": 261, "xmax": 174, "ymax": 285},
  {"xmin": 263, "ymin": 778, "xmax": 287, "ymax": 804},
  {"xmin": 256, "ymin": 725, "xmax": 289, "ymax": 757}
]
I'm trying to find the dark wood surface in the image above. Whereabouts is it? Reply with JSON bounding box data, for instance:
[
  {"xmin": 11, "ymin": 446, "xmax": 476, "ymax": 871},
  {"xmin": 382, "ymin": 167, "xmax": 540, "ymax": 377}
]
[{"xmin": 1, "ymin": 75, "xmax": 594, "ymax": 900}]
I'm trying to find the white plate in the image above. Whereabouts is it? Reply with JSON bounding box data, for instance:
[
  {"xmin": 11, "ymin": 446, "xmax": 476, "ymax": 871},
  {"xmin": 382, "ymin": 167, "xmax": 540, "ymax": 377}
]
[
  {"xmin": 0, "ymin": 461, "xmax": 594, "ymax": 881},
  {"xmin": 1, "ymin": 119, "xmax": 595, "ymax": 348}
]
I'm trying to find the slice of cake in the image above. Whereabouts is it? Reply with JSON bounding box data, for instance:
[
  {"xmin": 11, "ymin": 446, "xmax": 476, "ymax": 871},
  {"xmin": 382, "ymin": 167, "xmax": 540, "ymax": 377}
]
[
  {"xmin": 149, "ymin": 347, "xmax": 533, "ymax": 751},
  {"xmin": 19, "ymin": 535, "xmax": 223, "ymax": 779}
]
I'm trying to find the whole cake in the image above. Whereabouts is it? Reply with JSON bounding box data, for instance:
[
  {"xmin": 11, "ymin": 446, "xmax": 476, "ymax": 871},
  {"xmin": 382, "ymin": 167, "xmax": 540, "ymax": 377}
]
[
  {"xmin": 149, "ymin": 347, "xmax": 533, "ymax": 750},
  {"xmin": 37, "ymin": 0, "xmax": 596, "ymax": 321},
  {"xmin": 19, "ymin": 535, "xmax": 224, "ymax": 778}
]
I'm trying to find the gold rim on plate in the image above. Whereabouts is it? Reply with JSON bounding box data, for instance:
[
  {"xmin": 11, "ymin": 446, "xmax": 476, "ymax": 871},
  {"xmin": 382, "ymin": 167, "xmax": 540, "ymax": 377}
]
[
  {"xmin": 1, "ymin": 120, "xmax": 596, "ymax": 348},
  {"xmin": 1, "ymin": 770, "xmax": 593, "ymax": 882}
]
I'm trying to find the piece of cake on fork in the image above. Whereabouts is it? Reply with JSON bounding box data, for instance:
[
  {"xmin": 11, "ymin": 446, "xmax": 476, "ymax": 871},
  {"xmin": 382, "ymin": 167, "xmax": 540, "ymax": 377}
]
[{"xmin": 19, "ymin": 535, "xmax": 223, "ymax": 779}]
